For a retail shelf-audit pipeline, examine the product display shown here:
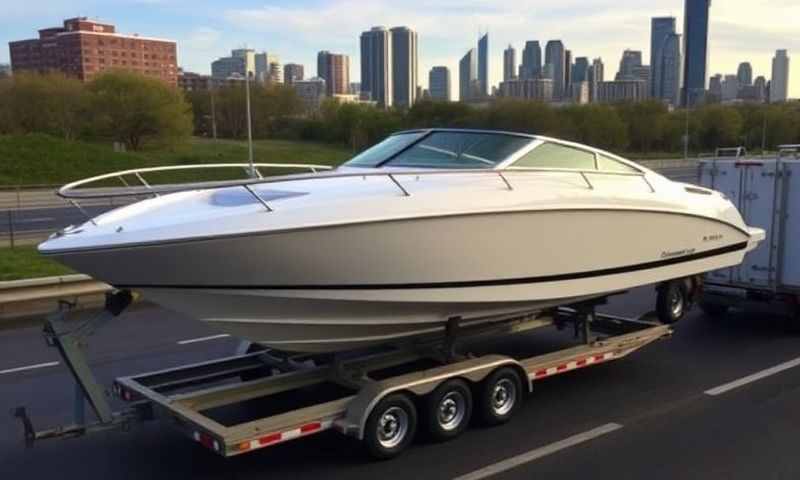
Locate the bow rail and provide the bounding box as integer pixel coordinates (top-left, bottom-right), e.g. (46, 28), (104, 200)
(56, 163), (655, 223)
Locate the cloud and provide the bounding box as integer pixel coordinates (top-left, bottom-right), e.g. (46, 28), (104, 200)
(186, 26), (221, 50)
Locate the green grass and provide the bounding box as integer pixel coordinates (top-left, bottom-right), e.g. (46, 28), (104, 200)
(0, 246), (74, 281)
(0, 134), (353, 186)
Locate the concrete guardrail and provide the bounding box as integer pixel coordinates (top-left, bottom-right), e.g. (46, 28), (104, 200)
(0, 274), (112, 320)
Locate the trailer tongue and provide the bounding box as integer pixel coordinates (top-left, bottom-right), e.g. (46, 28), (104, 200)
(14, 291), (671, 460)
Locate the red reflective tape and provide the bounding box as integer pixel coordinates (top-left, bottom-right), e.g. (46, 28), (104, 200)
(534, 369), (548, 377)
(594, 355), (606, 362)
(259, 433), (282, 445)
(557, 364), (568, 371)
(576, 359), (588, 367)
(301, 422), (322, 433)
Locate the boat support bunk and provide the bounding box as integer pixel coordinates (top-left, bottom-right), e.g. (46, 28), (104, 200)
(13, 291), (672, 460)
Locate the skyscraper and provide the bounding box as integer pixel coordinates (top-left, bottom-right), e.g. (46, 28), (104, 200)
(459, 48), (477, 102)
(317, 51), (350, 96)
(708, 74), (722, 100)
(651, 17), (677, 97)
(572, 57), (589, 83)
(503, 45), (516, 82)
(588, 57), (605, 102)
(520, 41), (542, 79)
(255, 52), (281, 84)
(753, 76), (767, 102)
(429, 66), (451, 101)
(616, 50), (643, 80)
(658, 34), (682, 106)
(390, 27), (418, 107)
(721, 74), (739, 102)
(544, 40), (566, 99)
(360, 27), (393, 107)
(737, 62), (753, 86)
(564, 49), (573, 94)
(770, 49), (790, 103)
(478, 33), (489, 97)
(283, 63), (304, 85)
(683, 0), (712, 106)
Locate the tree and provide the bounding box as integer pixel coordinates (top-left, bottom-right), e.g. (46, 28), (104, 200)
(89, 70), (192, 150)
(0, 72), (89, 140)
(617, 101), (668, 153)
(696, 105), (744, 151)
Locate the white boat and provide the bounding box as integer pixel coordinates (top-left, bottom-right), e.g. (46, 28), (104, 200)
(39, 130), (765, 352)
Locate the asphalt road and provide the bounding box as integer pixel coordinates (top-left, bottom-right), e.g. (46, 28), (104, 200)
(2, 287), (800, 479)
(0, 205), (114, 235)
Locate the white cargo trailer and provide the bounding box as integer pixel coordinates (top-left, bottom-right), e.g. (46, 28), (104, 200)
(698, 146), (800, 320)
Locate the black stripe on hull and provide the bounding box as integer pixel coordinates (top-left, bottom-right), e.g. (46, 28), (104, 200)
(115, 241), (748, 291)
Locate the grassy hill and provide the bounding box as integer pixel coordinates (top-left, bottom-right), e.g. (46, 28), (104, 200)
(0, 134), (353, 186)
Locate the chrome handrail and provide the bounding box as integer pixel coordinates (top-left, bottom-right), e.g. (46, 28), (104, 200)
(57, 164), (656, 219)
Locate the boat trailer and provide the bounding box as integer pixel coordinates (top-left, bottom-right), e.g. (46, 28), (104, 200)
(13, 290), (671, 459)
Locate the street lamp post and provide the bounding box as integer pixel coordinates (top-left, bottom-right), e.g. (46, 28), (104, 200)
(245, 70), (255, 177)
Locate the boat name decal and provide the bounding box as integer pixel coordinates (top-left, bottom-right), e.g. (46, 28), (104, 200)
(703, 234), (724, 242)
(661, 248), (696, 259)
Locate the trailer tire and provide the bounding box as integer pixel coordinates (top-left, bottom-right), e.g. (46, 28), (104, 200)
(657, 280), (688, 324)
(424, 379), (473, 442)
(363, 393), (417, 460)
(477, 367), (523, 426)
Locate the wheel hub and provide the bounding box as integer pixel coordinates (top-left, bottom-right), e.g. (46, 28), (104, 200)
(437, 391), (466, 431)
(377, 407), (408, 448)
(491, 379), (516, 415)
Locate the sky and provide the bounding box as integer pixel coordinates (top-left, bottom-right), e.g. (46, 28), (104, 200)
(1, 0), (798, 99)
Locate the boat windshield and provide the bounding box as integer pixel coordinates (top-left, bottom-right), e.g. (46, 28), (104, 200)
(343, 132), (426, 168)
(342, 131), (534, 169)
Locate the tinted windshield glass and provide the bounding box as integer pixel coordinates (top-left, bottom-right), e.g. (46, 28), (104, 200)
(384, 132), (533, 169)
(343, 132), (425, 167)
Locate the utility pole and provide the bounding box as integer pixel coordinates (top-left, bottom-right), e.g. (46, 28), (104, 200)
(245, 70), (255, 177)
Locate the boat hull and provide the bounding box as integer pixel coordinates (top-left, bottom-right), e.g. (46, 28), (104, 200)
(47, 208), (755, 352)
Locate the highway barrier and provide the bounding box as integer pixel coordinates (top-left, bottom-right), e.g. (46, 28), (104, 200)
(0, 274), (112, 321)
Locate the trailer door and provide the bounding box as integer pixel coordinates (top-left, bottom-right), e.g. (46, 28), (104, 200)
(700, 160), (742, 284)
(779, 160), (800, 289)
(738, 160), (779, 287)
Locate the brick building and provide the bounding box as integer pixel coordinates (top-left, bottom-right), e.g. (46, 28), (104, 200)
(9, 17), (177, 86)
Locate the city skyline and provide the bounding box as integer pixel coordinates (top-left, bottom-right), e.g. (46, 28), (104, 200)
(1, 0), (798, 100)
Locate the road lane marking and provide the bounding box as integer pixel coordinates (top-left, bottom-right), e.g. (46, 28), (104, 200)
(453, 423), (623, 480)
(704, 357), (800, 396)
(0, 361), (60, 375)
(177, 334), (231, 345)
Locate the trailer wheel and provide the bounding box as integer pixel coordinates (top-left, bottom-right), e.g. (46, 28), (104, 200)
(363, 393), (417, 460)
(478, 367), (523, 426)
(424, 379), (473, 442)
(657, 280), (688, 324)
